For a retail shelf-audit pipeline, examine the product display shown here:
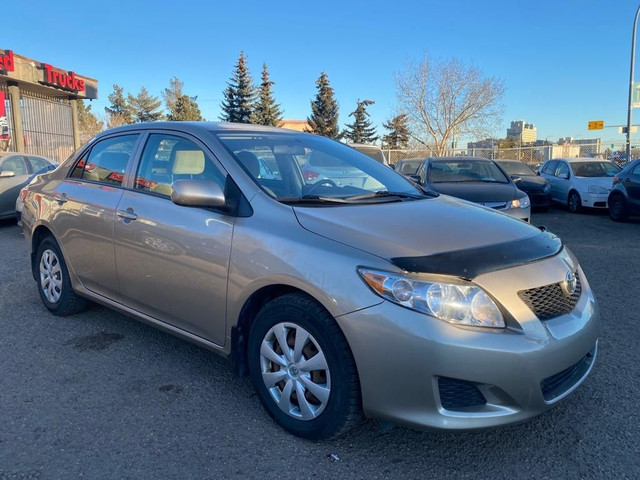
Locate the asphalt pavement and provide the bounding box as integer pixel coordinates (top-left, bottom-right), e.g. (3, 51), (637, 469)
(1, 208), (639, 480)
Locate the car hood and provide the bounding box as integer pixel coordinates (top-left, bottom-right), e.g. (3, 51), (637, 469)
(293, 195), (541, 261)
(428, 182), (519, 203)
(516, 175), (547, 191)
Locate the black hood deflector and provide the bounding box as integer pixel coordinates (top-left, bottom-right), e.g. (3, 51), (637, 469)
(391, 229), (563, 279)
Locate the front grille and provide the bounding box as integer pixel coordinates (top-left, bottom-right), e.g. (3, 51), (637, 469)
(438, 377), (486, 410)
(540, 347), (596, 402)
(518, 274), (582, 321)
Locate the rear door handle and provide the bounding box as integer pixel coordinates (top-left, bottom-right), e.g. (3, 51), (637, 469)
(53, 192), (68, 203)
(116, 209), (138, 221)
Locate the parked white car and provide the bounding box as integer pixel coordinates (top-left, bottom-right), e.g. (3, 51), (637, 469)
(538, 158), (621, 213)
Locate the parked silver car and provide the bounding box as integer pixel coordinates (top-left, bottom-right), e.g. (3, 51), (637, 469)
(22, 122), (599, 439)
(0, 152), (57, 220)
(539, 158), (621, 213)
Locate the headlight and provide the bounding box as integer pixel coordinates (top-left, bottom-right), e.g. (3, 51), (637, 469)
(358, 268), (505, 328)
(588, 185), (609, 194)
(510, 195), (530, 209)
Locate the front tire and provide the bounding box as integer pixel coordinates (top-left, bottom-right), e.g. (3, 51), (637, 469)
(568, 191), (582, 213)
(248, 293), (362, 439)
(35, 236), (88, 316)
(608, 194), (629, 222)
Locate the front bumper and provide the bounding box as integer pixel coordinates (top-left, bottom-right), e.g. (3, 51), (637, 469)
(336, 255), (600, 430)
(503, 205), (531, 222)
(580, 191), (609, 209)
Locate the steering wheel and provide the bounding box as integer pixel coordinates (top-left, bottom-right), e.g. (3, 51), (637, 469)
(305, 178), (337, 195)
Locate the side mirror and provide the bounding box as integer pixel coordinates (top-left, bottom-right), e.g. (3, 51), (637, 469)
(511, 176), (522, 184)
(171, 179), (226, 208)
(0, 170), (16, 178)
(409, 174), (422, 184)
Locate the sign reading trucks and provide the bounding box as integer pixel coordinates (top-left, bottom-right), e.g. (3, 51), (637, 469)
(42, 64), (85, 92)
(0, 50), (15, 71)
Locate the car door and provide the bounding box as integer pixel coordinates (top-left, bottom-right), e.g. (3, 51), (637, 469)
(55, 133), (141, 301)
(627, 161), (640, 207)
(554, 161), (571, 203)
(0, 155), (31, 218)
(539, 161), (558, 201)
(113, 132), (234, 345)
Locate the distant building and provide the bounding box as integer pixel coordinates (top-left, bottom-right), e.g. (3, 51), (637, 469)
(558, 137), (602, 156)
(507, 120), (537, 143)
(466, 138), (498, 158)
(279, 119), (310, 132)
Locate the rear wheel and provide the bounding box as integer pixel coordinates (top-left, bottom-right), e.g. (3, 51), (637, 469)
(35, 236), (88, 316)
(568, 191), (582, 213)
(248, 293), (362, 439)
(608, 194), (629, 222)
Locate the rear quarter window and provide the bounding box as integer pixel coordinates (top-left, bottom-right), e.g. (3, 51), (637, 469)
(70, 135), (139, 186)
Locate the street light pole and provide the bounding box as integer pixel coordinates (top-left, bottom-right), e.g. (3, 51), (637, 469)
(626, 4), (640, 163)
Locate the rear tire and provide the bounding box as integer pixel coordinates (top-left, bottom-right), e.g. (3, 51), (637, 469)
(608, 194), (629, 222)
(35, 236), (88, 316)
(248, 293), (362, 439)
(568, 191), (582, 213)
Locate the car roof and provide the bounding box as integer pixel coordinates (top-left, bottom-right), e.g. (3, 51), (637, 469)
(101, 121), (298, 137)
(554, 157), (613, 163)
(427, 156), (494, 162)
(0, 151), (55, 161)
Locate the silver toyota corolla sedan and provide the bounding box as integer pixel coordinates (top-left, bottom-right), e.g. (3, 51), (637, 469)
(22, 122), (599, 439)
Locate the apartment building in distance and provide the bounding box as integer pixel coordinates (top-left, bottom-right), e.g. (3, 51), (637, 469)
(507, 120), (537, 143)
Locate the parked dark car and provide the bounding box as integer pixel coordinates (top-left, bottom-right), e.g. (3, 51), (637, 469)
(394, 158), (424, 176)
(0, 152), (57, 220)
(608, 158), (640, 221)
(496, 159), (551, 210)
(414, 157), (531, 221)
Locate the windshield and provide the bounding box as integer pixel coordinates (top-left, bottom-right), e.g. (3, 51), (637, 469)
(213, 131), (425, 204)
(497, 161), (534, 176)
(428, 160), (510, 183)
(570, 161), (621, 177)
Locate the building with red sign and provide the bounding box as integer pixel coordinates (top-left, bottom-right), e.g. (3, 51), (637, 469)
(0, 49), (98, 161)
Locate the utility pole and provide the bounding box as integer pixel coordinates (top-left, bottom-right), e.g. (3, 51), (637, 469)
(626, 4), (640, 163)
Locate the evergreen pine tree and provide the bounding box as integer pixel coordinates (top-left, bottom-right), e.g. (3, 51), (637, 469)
(381, 113), (410, 149)
(343, 99), (377, 144)
(128, 87), (164, 123)
(251, 63), (283, 126)
(220, 51), (255, 123)
(77, 100), (104, 143)
(164, 77), (204, 121)
(306, 72), (340, 139)
(171, 94), (204, 121)
(105, 84), (133, 125)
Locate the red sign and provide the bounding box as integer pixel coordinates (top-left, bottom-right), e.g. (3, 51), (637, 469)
(0, 50), (14, 71)
(42, 63), (85, 92)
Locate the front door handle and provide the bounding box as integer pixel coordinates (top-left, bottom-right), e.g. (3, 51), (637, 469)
(116, 209), (138, 221)
(53, 192), (68, 203)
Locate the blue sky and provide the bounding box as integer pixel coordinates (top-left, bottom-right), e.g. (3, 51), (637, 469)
(6, 0), (640, 143)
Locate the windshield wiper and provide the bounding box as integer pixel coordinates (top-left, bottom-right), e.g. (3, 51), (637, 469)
(343, 191), (427, 202)
(279, 195), (351, 204)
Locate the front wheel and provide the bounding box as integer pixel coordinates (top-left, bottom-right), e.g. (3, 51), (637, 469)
(248, 293), (362, 439)
(568, 191), (582, 213)
(608, 194), (629, 222)
(35, 236), (88, 316)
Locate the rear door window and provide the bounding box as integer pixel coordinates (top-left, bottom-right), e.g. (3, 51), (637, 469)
(70, 135), (139, 186)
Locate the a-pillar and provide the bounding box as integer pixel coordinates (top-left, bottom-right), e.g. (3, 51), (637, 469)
(8, 83), (24, 153)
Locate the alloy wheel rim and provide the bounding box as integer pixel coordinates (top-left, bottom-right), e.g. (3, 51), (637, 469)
(570, 194), (579, 211)
(259, 322), (331, 421)
(39, 249), (62, 303)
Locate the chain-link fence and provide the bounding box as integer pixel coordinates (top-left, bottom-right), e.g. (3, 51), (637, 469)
(385, 142), (635, 168)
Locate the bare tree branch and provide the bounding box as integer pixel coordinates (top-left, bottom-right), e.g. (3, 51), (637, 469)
(395, 54), (505, 156)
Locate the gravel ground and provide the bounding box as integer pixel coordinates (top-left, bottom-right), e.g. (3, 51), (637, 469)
(0, 208), (639, 480)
